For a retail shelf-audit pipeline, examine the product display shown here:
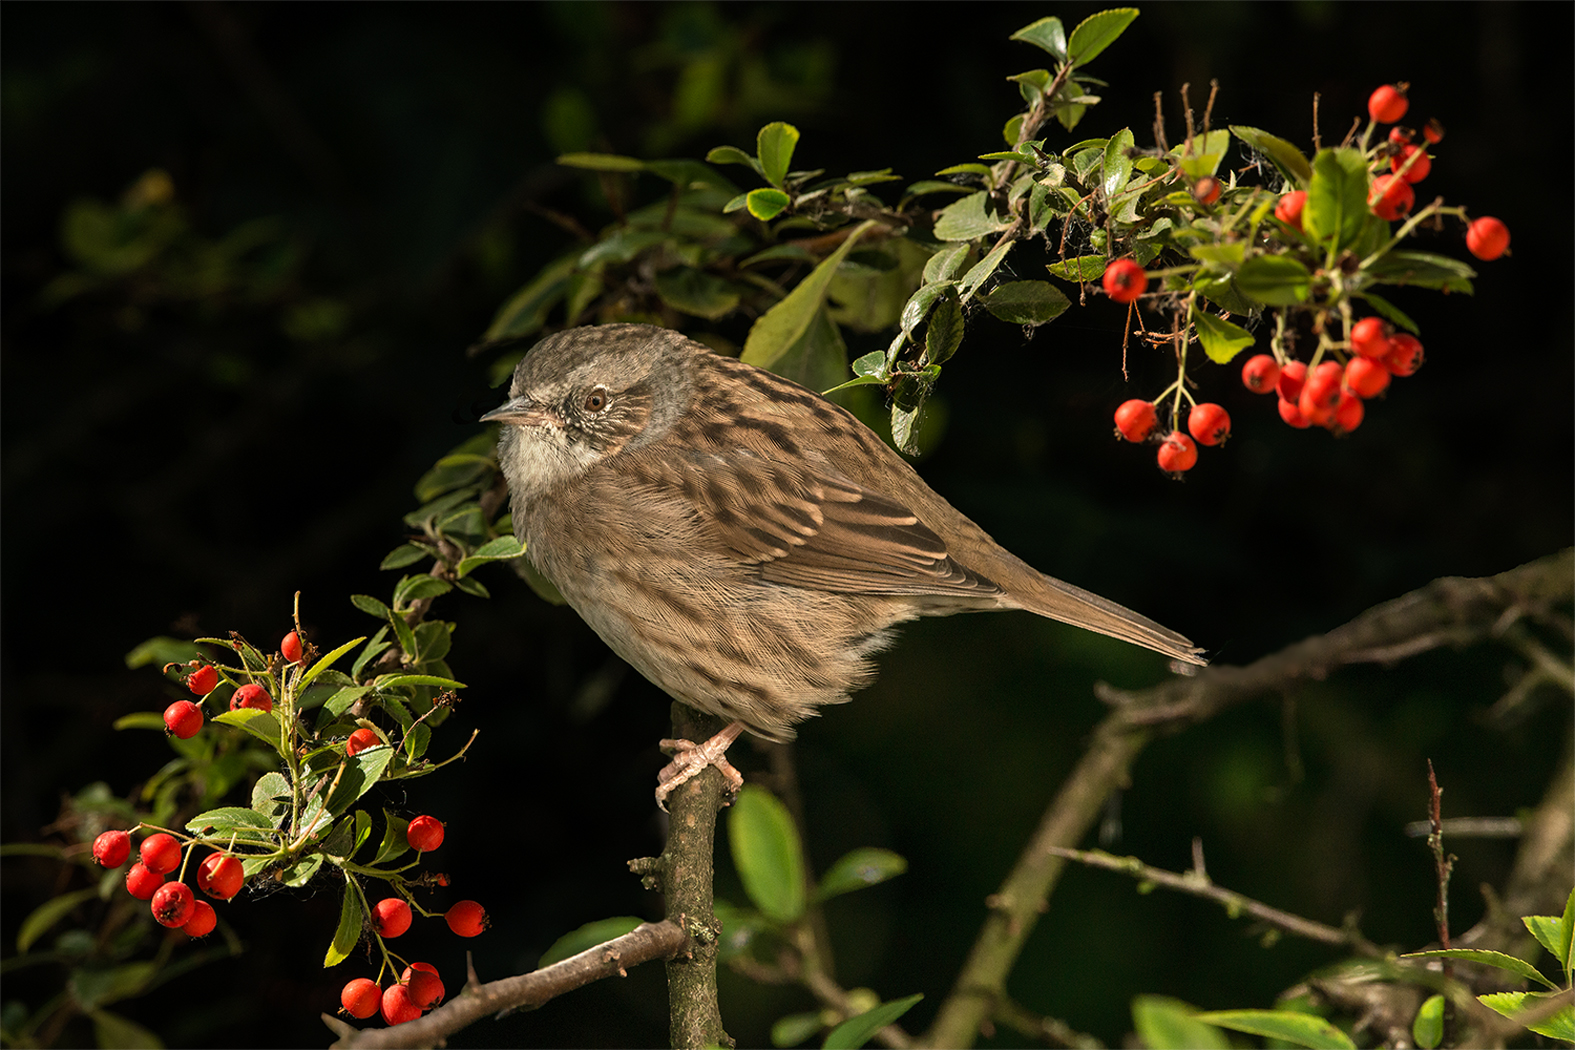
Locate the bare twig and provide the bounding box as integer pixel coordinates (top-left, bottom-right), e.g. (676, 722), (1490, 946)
(1426, 761), (1456, 952)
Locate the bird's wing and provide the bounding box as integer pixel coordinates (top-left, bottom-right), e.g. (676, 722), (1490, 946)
(662, 449), (1003, 598)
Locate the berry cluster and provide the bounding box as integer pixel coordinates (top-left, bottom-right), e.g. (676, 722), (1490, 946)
(1113, 397), (1232, 475)
(338, 892), (489, 1025)
(90, 829), (236, 939)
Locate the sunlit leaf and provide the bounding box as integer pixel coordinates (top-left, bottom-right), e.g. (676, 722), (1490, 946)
(728, 785), (805, 923)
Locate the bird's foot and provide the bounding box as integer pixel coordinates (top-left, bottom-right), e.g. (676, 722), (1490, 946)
(655, 720), (746, 811)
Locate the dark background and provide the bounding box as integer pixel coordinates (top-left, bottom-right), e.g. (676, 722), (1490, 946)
(3, 3), (1570, 1047)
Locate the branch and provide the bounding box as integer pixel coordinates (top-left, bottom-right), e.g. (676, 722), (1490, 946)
(921, 550), (1573, 1049)
(323, 921), (688, 1048)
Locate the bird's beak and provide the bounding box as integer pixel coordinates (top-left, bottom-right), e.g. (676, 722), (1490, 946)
(480, 396), (560, 427)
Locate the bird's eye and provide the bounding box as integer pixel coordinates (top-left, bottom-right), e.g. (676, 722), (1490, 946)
(583, 389), (608, 413)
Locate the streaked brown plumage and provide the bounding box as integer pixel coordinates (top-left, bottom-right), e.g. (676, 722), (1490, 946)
(485, 323), (1204, 751)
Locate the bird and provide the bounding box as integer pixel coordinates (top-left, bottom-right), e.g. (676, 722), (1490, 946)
(482, 323), (1205, 805)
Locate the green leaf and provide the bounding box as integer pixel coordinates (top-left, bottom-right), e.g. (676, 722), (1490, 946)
(484, 252), (577, 341)
(1478, 991), (1575, 1042)
(932, 192), (1009, 242)
(298, 636), (366, 692)
(889, 370), (939, 457)
(123, 636), (207, 670)
(923, 288), (964, 365)
(70, 962), (156, 1011)
(1193, 1010), (1355, 1049)
(1412, 994), (1445, 1050)
(815, 848), (908, 903)
(822, 993), (923, 1050)
(112, 712), (168, 732)
(1230, 125), (1313, 186)
(1191, 307), (1256, 364)
(757, 122), (801, 188)
(90, 1008), (164, 1049)
(900, 282), (956, 335)
(213, 709), (283, 754)
(903, 180), (975, 201)
(1010, 16), (1066, 61)
(375, 673), (465, 690)
(187, 806), (276, 835)
(1047, 256), (1107, 282)
(1236, 255), (1311, 306)
(923, 244), (970, 284)
(538, 916), (645, 967)
(728, 785), (805, 923)
(745, 187), (792, 222)
(645, 158), (737, 193)
(1304, 147), (1370, 254)
(282, 855), (322, 888)
(250, 771), (290, 817)
(1402, 948), (1559, 989)
(1189, 242), (1247, 269)
(742, 221), (872, 372)
(934, 163), (991, 177)
(1103, 128), (1135, 199)
(350, 594), (391, 621)
(17, 889), (99, 954)
(1523, 913), (1567, 967)
(1132, 996), (1232, 1050)
(373, 811), (409, 865)
(705, 145), (763, 176)
(772, 1012), (826, 1049)
(324, 747), (397, 819)
(1065, 8), (1138, 66)
(1366, 250), (1475, 293)
(323, 876), (364, 968)
(1171, 128), (1231, 180)
(394, 575), (452, 605)
(654, 266), (744, 320)
(379, 544), (429, 570)
(957, 239), (1014, 303)
(983, 280), (1071, 326)
(556, 152), (646, 173)
(454, 535), (525, 578)
(1359, 291), (1419, 334)
(1561, 885), (1574, 982)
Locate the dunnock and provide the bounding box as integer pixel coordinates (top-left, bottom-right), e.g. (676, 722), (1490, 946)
(484, 324), (1204, 802)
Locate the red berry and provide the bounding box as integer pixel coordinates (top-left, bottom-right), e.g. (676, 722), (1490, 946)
(446, 900), (489, 938)
(151, 881), (196, 928)
(197, 852), (245, 900)
(93, 830), (132, 868)
(1187, 403), (1231, 446)
(1422, 118), (1445, 145)
(341, 978), (381, 1020)
(1273, 190), (1307, 232)
(1327, 390), (1365, 435)
(346, 727), (382, 756)
(1113, 399), (1158, 443)
(163, 700), (204, 740)
(281, 630), (303, 664)
(1298, 361), (1345, 427)
(381, 983), (422, 1026)
(1368, 83), (1408, 124)
(406, 816), (445, 853)
(182, 900), (217, 938)
(1369, 174), (1415, 221)
(1385, 333), (1425, 376)
(1390, 144), (1431, 184)
(1277, 396), (1311, 429)
(229, 684), (273, 714)
(1241, 354), (1281, 394)
(1102, 258), (1148, 304)
(1192, 177), (1222, 205)
(1465, 217), (1509, 261)
(1344, 357), (1391, 399)
(1155, 431), (1197, 474)
(1350, 317), (1394, 360)
(187, 665), (219, 696)
(140, 832), (182, 875)
(1275, 360), (1308, 402)
(401, 962), (445, 1010)
(371, 898), (413, 939)
(126, 862), (164, 900)
(1387, 126), (1414, 145)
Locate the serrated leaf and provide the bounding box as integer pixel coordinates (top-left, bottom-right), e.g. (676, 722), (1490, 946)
(213, 709), (283, 754)
(957, 239), (1014, 303)
(743, 221), (871, 372)
(1561, 886), (1574, 981)
(373, 811), (409, 865)
(757, 122), (800, 188)
(324, 876), (364, 968)
(923, 244), (970, 284)
(324, 747), (397, 819)
(538, 916), (645, 967)
(1132, 996), (1232, 1050)
(1412, 994), (1445, 1050)
(815, 848), (908, 903)
(394, 575), (452, 606)
(1523, 913), (1567, 965)
(375, 673), (466, 690)
(1477, 991), (1575, 1042)
(1191, 307), (1256, 364)
(822, 994), (923, 1050)
(1193, 1010), (1355, 1049)
(1047, 256), (1107, 282)
(187, 806), (276, 834)
(379, 544), (429, 571)
(1236, 255), (1311, 306)
(729, 785), (805, 923)
(934, 163), (991, 177)
(454, 535), (525, 578)
(1011, 17), (1066, 60)
(1066, 8), (1138, 66)
(299, 636), (366, 692)
(1366, 250), (1475, 293)
(1230, 125), (1313, 187)
(932, 192), (1009, 242)
(556, 152), (647, 173)
(1304, 147), (1370, 254)
(251, 772), (290, 817)
(282, 854), (322, 888)
(745, 187), (792, 221)
(983, 280), (1071, 325)
(17, 888), (99, 953)
(1402, 948), (1559, 989)
(350, 594), (391, 621)
(1103, 128), (1135, 199)
(924, 288), (964, 365)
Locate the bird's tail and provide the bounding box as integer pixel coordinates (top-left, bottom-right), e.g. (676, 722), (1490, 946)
(1015, 574), (1207, 666)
